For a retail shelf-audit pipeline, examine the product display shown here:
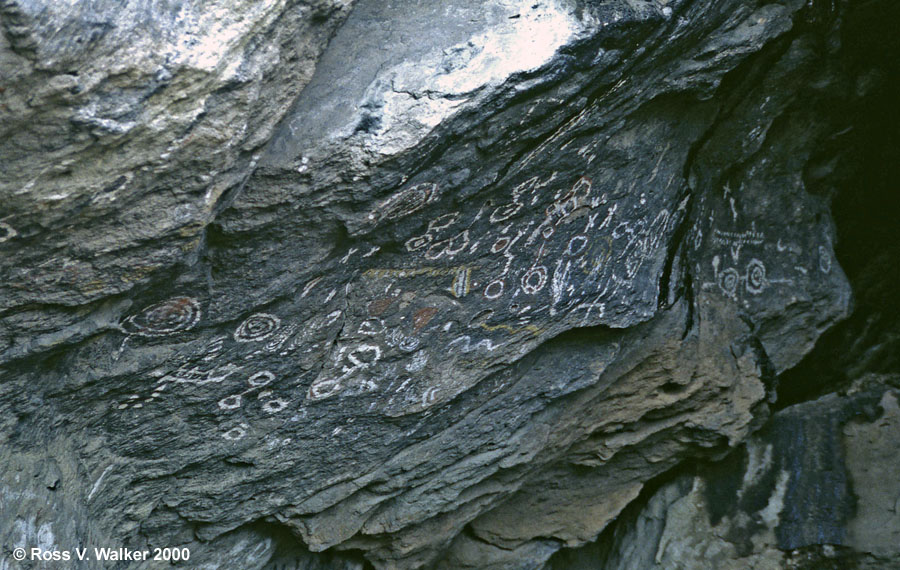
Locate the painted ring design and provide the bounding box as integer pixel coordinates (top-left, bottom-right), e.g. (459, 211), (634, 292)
(123, 297), (201, 337)
(234, 313), (281, 342)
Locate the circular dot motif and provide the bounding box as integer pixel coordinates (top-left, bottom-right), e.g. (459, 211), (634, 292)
(484, 279), (505, 300)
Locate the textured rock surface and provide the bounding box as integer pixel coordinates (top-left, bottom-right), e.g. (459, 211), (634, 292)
(546, 377), (900, 569)
(1, 0), (896, 568)
(0, 0), (355, 361)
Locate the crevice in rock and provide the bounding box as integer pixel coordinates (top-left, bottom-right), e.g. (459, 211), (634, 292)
(259, 521), (376, 570)
(672, 29), (803, 330)
(541, 461), (698, 570)
(656, 183), (692, 312)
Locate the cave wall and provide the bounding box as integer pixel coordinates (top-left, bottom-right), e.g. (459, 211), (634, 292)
(0, 0), (896, 568)
(547, 1), (900, 567)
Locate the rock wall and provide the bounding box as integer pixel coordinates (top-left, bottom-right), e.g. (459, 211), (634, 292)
(1, 0), (896, 568)
(547, 377), (900, 569)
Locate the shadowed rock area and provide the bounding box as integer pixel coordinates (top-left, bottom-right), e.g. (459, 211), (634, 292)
(0, 0), (897, 568)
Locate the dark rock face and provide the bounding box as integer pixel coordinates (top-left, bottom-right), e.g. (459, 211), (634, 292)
(0, 0), (895, 568)
(0, 0), (356, 361)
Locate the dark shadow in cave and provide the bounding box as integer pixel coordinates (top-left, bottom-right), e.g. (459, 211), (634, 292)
(777, 0), (900, 407)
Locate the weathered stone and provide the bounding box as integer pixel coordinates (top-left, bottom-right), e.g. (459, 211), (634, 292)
(2, 0), (893, 568)
(552, 377), (900, 570)
(0, 0), (355, 362)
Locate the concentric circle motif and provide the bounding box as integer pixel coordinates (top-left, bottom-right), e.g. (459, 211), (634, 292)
(745, 259), (766, 294)
(521, 266), (548, 295)
(399, 336), (420, 352)
(234, 313), (281, 342)
(123, 296), (201, 337)
(718, 268), (740, 297)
